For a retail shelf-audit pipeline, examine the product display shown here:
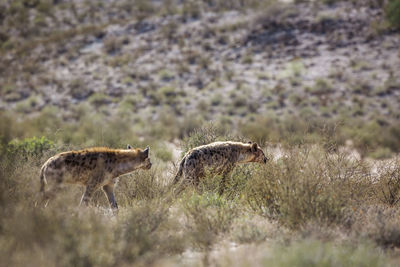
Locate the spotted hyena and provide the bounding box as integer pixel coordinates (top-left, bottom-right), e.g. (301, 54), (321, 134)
(40, 145), (152, 211)
(173, 141), (268, 194)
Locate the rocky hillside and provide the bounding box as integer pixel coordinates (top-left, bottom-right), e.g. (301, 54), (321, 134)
(1, 0), (399, 156)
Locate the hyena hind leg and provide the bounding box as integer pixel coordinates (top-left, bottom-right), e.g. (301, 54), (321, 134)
(40, 182), (63, 207)
(103, 183), (118, 213)
(218, 169), (234, 195)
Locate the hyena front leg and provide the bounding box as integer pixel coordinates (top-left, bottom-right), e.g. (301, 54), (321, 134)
(218, 166), (234, 195)
(103, 182), (118, 212)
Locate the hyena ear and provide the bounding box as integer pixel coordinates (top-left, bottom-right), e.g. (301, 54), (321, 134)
(127, 144), (132, 149)
(143, 147), (149, 157)
(251, 143), (258, 152)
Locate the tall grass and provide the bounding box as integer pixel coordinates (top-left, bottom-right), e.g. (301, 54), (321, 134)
(1, 122), (400, 265)
(244, 146), (372, 229)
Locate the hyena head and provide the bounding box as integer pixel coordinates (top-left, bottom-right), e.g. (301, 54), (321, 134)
(247, 142), (268, 164)
(128, 144), (152, 170)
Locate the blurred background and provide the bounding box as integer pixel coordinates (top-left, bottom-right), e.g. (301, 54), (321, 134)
(0, 0), (399, 159)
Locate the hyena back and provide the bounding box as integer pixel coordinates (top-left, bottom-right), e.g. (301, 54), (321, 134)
(40, 145), (152, 211)
(173, 141), (268, 194)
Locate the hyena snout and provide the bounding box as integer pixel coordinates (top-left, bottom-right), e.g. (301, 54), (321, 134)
(263, 153), (271, 163)
(257, 154), (268, 164)
(143, 158), (152, 169)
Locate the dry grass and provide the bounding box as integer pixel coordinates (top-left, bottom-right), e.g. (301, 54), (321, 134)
(2, 123), (400, 266)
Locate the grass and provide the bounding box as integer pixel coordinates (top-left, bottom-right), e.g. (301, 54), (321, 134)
(1, 122), (400, 265)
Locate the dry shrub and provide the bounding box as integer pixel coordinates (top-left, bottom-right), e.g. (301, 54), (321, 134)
(114, 202), (185, 266)
(0, 135), (187, 267)
(352, 205), (400, 249)
(230, 213), (278, 244)
(214, 239), (388, 267)
(116, 162), (172, 205)
(181, 122), (241, 155)
(244, 145), (371, 229)
(181, 192), (238, 250)
(371, 157), (400, 206)
(0, 153), (184, 267)
(261, 239), (387, 267)
(0, 149), (54, 209)
(0, 201), (186, 267)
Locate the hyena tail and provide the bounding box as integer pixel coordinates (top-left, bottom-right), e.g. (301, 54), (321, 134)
(37, 165), (50, 207)
(172, 158), (185, 185)
(39, 165), (46, 194)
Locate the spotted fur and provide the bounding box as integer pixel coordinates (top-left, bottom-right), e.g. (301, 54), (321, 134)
(40, 145), (151, 211)
(173, 141), (268, 194)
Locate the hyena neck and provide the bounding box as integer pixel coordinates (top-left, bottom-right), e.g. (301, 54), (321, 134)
(114, 159), (141, 176)
(236, 147), (253, 164)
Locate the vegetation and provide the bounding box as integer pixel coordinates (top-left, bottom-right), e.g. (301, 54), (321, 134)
(1, 121), (400, 265)
(0, 0), (399, 265)
(386, 0), (400, 29)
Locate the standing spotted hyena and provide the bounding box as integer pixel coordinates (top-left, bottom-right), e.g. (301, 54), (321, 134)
(40, 145), (152, 211)
(173, 141), (268, 194)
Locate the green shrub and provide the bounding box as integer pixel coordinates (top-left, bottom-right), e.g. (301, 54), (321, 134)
(369, 147), (393, 159)
(7, 136), (54, 159)
(88, 93), (112, 108)
(308, 78), (333, 96)
(385, 0), (400, 29)
(153, 145), (173, 162)
(15, 96), (40, 113)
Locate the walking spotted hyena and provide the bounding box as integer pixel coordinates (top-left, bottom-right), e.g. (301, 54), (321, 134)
(40, 145), (152, 211)
(173, 141), (268, 194)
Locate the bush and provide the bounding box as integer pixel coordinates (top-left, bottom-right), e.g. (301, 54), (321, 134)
(231, 215), (273, 244)
(352, 205), (400, 249)
(7, 136), (54, 159)
(245, 145), (370, 229)
(263, 240), (387, 267)
(371, 159), (400, 206)
(116, 166), (170, 205)
(181, 123), (240, 155)
(88, 93), (112, 108)
(0, 201), (185, 267)
(181, 192), (238, 250)
(385, 0), (400, 29)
